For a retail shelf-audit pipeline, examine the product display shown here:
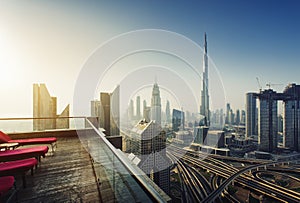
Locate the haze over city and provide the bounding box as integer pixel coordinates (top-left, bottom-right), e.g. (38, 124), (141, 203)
(0, 0), (299, 117)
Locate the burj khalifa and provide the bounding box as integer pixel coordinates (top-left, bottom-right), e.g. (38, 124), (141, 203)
(200, 33), (210, 126)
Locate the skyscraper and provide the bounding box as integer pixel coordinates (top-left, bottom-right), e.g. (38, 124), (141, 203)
(229, 109), (234, 125)
(246, 93), (257, 137)
(143, 100), (147, 111)
(258, 89), (278, 152)
(100, 92), (110, 135)
(90, 100), (101, 127)
(33, 83), (69, 131)
(225, 103), (231, 125)
(248, 83), (300, 153)
(236, 109), (240, 125)
(165, 100), (171, 124)
(110, 85), (120, 136)
(283, 84), (300, 151)
(128, 99), (134, 121)
(99, 85), (120, 136)
(91, 100), (101, 117)
(241, 110), (246, 125)
(128, 119), (170, 194)
(194, 126), (209, 145)
(151, 82), (162, 126)
(220, 109), (224, 127)
(172, 109), (185, 132)
(200, 33), (210, 126)
(136, 96), (141, 120)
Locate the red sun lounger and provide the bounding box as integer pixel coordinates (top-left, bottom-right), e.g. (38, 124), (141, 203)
(0, 176), (14, 196)
(0, 176), (14, 195)
(0, 131), (57, 151)
(0, 146), (48, 162)
(0, 158), (38, 188)
(0, 176), (16, 202)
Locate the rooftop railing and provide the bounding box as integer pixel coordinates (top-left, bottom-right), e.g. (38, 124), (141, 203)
(82, 119), (170, 203)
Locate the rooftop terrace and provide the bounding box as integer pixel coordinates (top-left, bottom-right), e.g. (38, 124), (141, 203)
(15, 136), (101, 202)
(1, 118), (170, 203)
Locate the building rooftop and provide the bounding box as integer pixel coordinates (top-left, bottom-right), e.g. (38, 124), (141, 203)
(131, 119), (152, 134)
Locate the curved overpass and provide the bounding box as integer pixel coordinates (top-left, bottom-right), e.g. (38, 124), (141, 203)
(202, 159), (300, 203)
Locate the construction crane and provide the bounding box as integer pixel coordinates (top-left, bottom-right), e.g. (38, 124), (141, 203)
(266, 82), (283, 89)
(256, 77), (262, 92)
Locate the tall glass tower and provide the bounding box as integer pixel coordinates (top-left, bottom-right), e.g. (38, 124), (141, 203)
(246, 92), (257, 137)
(283, 84), (300, 152)
(136, 95), (141, 120)
(258, 89), (278, 152)
(151, 82), (162, 126)
(200, 33), (210, 126)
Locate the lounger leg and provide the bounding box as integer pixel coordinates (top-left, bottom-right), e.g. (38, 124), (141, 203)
(7, 181), (18, 203)
(14, 181), (18, 203)
(51, 142), (57, 154)
(34, 157), (39, 168)
(22, 173), (26, 188)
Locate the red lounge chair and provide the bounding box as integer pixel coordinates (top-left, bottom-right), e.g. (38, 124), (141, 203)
(0, 158), (38, 188)
(0, 176), (16, 202)
(0, 176), (14, 196)
(0, 131), (57, 152)
(0, 176), (14, 195)
(0, 146), (48, 162)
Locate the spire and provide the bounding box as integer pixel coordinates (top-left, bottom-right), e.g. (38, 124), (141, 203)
(204, 32), (207, 54)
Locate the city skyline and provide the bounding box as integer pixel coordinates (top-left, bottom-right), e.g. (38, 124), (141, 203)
(0, 1), (299, 117)
(2, 1), (300, 201)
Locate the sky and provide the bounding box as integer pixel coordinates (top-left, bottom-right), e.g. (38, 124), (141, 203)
(0, 0), (299, 117)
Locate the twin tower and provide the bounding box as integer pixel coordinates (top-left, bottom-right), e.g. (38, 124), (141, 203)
(247, 84), (300, 153)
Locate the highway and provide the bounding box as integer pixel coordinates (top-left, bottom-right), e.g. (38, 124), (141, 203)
(168, 145), (239, 202)
(167, 151), (212, 202)
(122, 128), (300, 202)
(201, 158), (300, 203)
(168, 145), (300, 203)
(253, 170), (300, 186)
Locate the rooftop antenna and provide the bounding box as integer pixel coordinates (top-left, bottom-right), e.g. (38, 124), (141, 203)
(256, 77), (262, 92)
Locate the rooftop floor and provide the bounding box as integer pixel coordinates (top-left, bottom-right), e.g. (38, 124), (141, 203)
(15, 136), (102, 203)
